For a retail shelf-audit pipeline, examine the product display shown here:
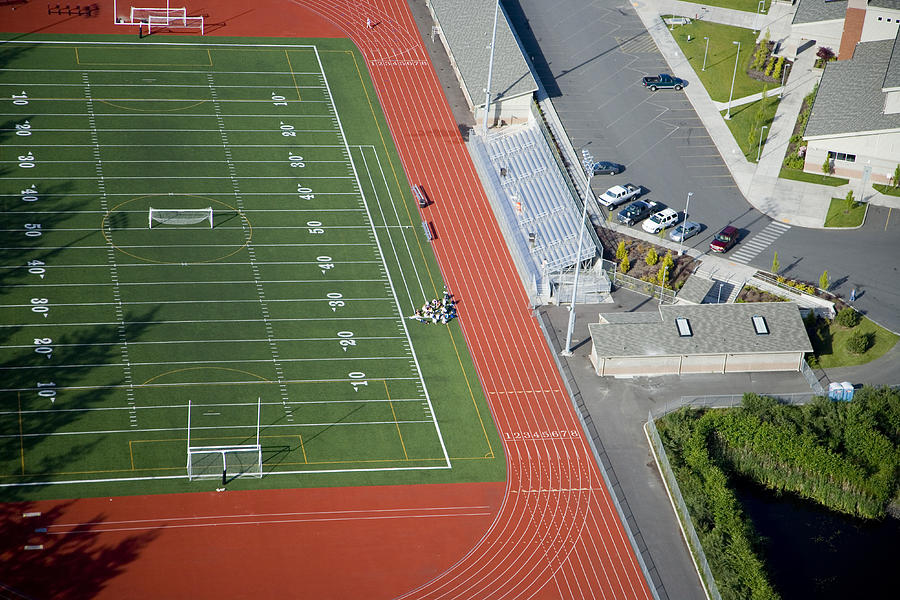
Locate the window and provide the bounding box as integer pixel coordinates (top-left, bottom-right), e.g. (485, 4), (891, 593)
(752, 315), (769, 335)
(878, 16), (883, 21)
(827, 151), (857, 162)
(675, 317), (692, 337)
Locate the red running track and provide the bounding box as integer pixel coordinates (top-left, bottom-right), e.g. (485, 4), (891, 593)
(0, 1), (653, 598)
(294, 1), (654, 598)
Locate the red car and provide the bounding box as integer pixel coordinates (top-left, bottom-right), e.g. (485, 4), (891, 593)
(710, 225), (738, 253)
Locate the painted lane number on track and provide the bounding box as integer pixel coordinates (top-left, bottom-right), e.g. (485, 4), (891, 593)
(504, 430), (580, 441)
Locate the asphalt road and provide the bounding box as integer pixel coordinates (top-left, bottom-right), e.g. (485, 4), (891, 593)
(503, 0), (900, 332)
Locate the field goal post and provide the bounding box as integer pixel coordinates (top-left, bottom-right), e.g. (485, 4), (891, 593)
(186, 398), (263, 484)
(149, 207), (213, 229)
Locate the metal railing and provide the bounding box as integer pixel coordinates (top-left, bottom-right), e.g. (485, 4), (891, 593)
(649, 391), (819, 419)
(611, 270), (677, 304)
(800, 358), (826, 396)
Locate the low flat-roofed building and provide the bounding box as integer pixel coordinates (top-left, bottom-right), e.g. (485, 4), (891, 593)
(588, 303), (813, 377)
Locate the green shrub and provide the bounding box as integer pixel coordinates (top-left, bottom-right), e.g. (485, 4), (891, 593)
(819, 270), (829, 291)
(662, 251), (674, 270)
(846, 329), (873, 355)
(657, 266), (669, 287)
(823, 157), (831, 175)
(772, 56), (784, 80)
(764, 57), (775, 77)
(620, 253), (630, 273)
(615, 240), (626, 260)
(645, 247), (658, 266)
(836, 307), (862, 328)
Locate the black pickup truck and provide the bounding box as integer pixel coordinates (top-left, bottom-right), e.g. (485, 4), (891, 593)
(642, 74), (685, 91)
(617, 200), (660, 226)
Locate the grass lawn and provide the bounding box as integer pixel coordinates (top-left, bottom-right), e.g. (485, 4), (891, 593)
(779, 167), (849, 186)
(810, 318), (899, 368)
(693, 0), (771, 14)
(873, 183), (900, 197)
(825, 198), (867, 227)
(720, 96), (779, 161)
(668, 19), (772, 101)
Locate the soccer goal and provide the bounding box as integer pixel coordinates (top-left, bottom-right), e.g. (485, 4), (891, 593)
(186, 398), (263, 484)
(113, 3), (205, 35)
(149, 207), (213, 229)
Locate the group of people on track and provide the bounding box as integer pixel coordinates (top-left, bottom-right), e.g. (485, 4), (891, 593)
(409, 289), (458, 325)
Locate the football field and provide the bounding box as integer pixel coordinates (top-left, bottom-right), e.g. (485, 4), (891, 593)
(0, 37), (503, 499)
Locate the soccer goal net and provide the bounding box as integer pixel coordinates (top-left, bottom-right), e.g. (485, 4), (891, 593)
(186, 398), (264, 483)
(114, 5), (205, 35)
(187, 445), (263, 480)
(149, 207), (213, 229)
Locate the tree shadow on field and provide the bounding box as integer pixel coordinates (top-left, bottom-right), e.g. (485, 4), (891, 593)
(0, 500), (161, 600)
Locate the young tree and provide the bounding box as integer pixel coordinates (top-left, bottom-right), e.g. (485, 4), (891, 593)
(616, 240), (626, 260)
(620, 253), (631, 274)
(662, 251), (675, 271)
(771, 251), (780, 274)
(822, 156), (831, 175)
(645, 247), (658, 266)
(819, 270), (829, 291)
(657, 264), (669, 287)
(844, 190), (857, 211)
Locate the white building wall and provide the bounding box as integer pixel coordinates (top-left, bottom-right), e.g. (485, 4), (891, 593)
(804, 130), (900, 183)
(679, 354), (727, 374)
(860, 8), (900, 42)
(599, 356), (680, 377)
(725, 352), (802, 373)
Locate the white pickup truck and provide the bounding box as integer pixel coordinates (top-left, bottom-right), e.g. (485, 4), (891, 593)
(597, 183), (640, 208)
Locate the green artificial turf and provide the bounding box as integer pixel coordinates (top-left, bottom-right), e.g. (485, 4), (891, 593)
(0, 35), (504, 501)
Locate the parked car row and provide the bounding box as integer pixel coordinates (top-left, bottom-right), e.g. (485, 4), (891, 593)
(612, 198), (740, 253)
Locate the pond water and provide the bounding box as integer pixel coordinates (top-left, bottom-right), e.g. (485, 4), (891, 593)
(733, 478), (900, 599)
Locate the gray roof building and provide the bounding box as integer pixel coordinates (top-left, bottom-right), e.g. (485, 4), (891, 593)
(806, 39), (900, 137)
(428, 0), (537, 108)
(869, 0), (900, 10)
(792, 0), (849, 25)
(589, 302), (812, 358)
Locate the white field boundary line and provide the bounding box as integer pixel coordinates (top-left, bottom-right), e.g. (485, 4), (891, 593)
(314, 45), (451, 470)
(11, 98), (331, 104)
(355, 145), (421, 308)
(0, 375), (420, 394)
(1, 175), (353, 180)
(0, 462), (451, 489)
(4, 83), (326, 89)
(0, 419), (436, 439)
(2, 300), (395, 309)
(3, 225), (416, 232)
(0, 159), (351, 165)
(0, 143), (348, 148)
(1, 397), (426, 414)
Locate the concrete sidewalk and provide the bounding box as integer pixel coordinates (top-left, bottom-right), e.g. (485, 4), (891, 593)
(633, 0), (900, 229)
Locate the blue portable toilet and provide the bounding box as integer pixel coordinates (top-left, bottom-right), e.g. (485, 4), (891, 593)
(828, 382), (843, 401)
(841, 381), (855, 401)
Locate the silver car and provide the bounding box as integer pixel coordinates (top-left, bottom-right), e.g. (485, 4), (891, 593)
(669, 220), (701, 242)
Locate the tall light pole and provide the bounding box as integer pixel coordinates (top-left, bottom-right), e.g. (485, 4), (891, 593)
(678, 192), (693, 256)
(702, 37), (709, 71)
(779, 62), (791, 98)
(725, 41), (740, 120)
(562, 150), (594, 356)
(754, 0), (765, 34)
(757, 125), (768, 161)
(482, 0), (500, 137)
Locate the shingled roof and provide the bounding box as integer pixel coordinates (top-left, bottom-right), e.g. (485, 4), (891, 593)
(429, 0), (537, 107)
(792, 0), (848, 25)
(589, 303), (812, 358)
(806, 39), (900, 137)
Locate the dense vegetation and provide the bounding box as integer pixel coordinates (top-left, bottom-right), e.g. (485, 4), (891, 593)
(656, 386), (900, 599)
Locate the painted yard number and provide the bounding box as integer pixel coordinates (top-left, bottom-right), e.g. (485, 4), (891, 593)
(337, 331), (356, 351)
(37, 382), (56, 403)
(22, 186), (38, 203)
(31, 298), (49, 318)
(28, 260), (46, 279)
(349, 371), (367, 391)
(16, 120), (32, 136)
(34, 338), (52, 358)
(279, 122), (296, 137)
(327, 292), (344, 311)
(297, 185), (314, 201)
(307, 220), (324, 234)
(289, 154), (305, 168)
(317, 256), (334, 274)
(272, 93), (287, 106)
(12, 91), (28, 105)
(18, 152), (35, 168)
(24, 223), (41, 237)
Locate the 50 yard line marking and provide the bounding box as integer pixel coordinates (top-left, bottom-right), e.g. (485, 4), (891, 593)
(207, 73), (294, 423)
(83, 72), (139, 428)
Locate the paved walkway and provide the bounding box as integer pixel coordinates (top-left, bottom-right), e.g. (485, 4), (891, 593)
(633, 0), (900, 231)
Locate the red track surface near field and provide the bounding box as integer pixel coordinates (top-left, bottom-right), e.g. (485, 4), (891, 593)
(1, 1), (653, 598)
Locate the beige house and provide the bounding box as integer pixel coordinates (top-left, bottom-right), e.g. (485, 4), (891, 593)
(588, 303), (812, 378)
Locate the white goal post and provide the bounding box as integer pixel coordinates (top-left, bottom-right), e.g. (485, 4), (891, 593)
(113, 2), (205, 35)
(149, 207), (213, 229)
(186, 398), (263, 483)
